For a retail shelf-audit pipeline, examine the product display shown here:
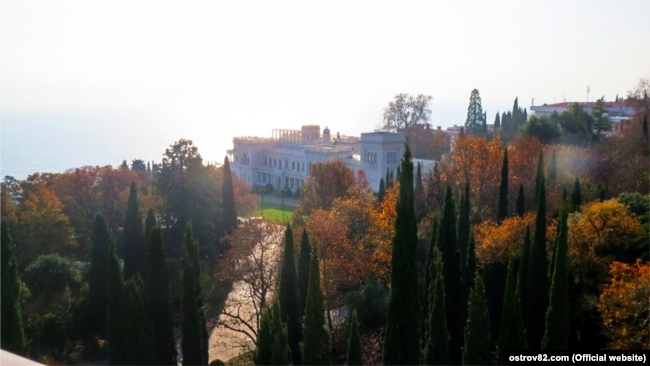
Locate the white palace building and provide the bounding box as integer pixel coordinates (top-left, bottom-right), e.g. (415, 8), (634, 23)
(228, 125), (435, 193)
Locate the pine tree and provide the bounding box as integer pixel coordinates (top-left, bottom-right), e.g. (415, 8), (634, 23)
(494, 112), (501, 129)
(436, 186), (462, 364)
(147, 227), (177, 365)
(498, 261), (527, 364)
(222, 155), (238, 235)
(465, 89), (484, 135)
(278, 225), (302, 366)
(383, 144), (420, 366)
(107, 235), (125, 365)
(346, 311), (363, 366)
(548, 150), (557, 184)
(122, 276), (157, 365)
(526, 168), (549, 349)
(462, 271), (491, 366)
(516, 184), (525, 217)
(533, 151), (544, 205)
(86, 215), (112, 339)
(255, 307), (273, 366)
(571, 177), (582, 213)
(518, 227), (531, 323)
(182, 224), (205, 366)
(1, 222), (26, 355)
(458, 181), (471, 272)
(297, 228), (311, 318)
(378, 178), (386, 204)
(271, 302), (292, 366)
(424, 246), (449, 365)
(542, 206), (569, 349)
(124, 182), (144, 279)
(498, 148), (509, 224)
(302, 250), (330, 365)
(415, 163), (426, 222)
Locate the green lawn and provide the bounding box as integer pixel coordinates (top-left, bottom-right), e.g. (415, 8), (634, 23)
(251, 201), (295, 224)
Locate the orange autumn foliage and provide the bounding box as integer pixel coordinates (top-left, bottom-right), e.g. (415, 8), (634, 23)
(598, 259), (650, 350)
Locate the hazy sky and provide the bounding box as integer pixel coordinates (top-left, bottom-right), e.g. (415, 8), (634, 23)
(1, 0), (649, 175)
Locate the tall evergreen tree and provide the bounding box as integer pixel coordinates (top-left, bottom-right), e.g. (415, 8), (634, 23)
(643, 114), (648, 140)
(142, 208), (156, 288)
(425, 164), (442, 215)
(182, 224), (205, 366)
(222, 156), (238, 235)
(86, 215), (112, 339)
(462, 271), (491, 366)
(297, 229), (311, 318)
(597, 183), (607, 201)
(548, 150), (558, 184)
(498, 261), (527, 364)
(1, 222), (26, 355)
(396, 165), (401, 182)
(346, 311), (363, 366)
(494, 112), (501, 129)
(542, 206), (569, 349)
(107, 235), (125, 365)
(378, 178), (386, 204)
(518, 227), (531, 323)
(124, 182), (144, 279)
(516, 184), (525, 217)
(465, 232), (477, 292)
(383, 144), (420, 366)
(147, 227), (177, 365)
(421, 218), (438, 349)
(526, 168), (549, 348)
(415, 163), (426, 222)
(122, 276), (157, 365)
(424, 246), (449, 366)
(571, 177), (582, 213)
(302, 250), (330, 365)
(436, 186), (462, 364)
(533, 151), (544, 205)
(465, 89), (484, 135)
(255, 307), (273, 366)
(458, 181), (471, 271)
(278, 225), (302, 366)
(498, 148), (509, 224)
(385, 168), (391, 190)
(270, 302), (292, 366)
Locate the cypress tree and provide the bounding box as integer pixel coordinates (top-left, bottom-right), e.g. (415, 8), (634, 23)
(396, 166), (401, 182)
(222, 155), (238, 235)
(1, 221), (26, 355)
(518, 227), (531, 323)
(302, 250), (330, 365)
(383, 144), (420, 366)
(597, 183), (607, 202)
(516, 184), (525, 217)
(271, 302), (292, 366)
(548, 150), (557, 184)
(385, 168), (391, 190)
(86, 215), (112, 339)
(542, 206), (569, 349)
(278, 225), (302, 366)
(122, 276), (157, 365)
(378, 178), (386, 204)
(571, 177), (581, 213)
(255, 307), (273, 366)
(124, 182), (144, 279)
(107, 235), (125, 365)
(494, 112), (501, 129)
(389, 170), (394, 188)
(458, 180), (471, 271)
(415, 163), (426, 222)
(498, 148), (509, 224)
(421, 218), (438, 349)
(526, 168), (549, 349)
(436, 186), (462, 364)
(462, 271), (491, 366)
(424, 246), (449, 365)
(643, 114), (648, 140)
(147, 227), (177, 365)
(498, 261), (527, 364)
(182, 224), (204, 366)
(466, 232), (477, 292)
(533, 151), (544, 205)
(297, 228), (311, 318)
(346, 311), (363, 366)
